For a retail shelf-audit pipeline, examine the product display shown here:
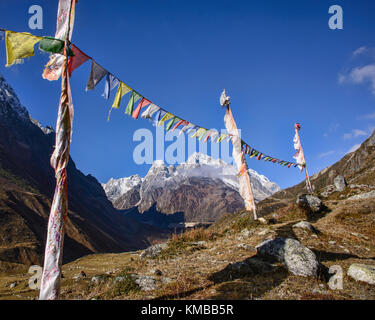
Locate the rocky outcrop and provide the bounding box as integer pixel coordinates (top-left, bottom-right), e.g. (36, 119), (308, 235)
(296, 194), (323, 213)
(348, 190), (375, 201)
(256, 238), (318, 277)
(102, 175), (142, 203)
(334, 175), (347, 192)
(347, 264), (375, 285)
(139, 243), (168, 260)
(113, 184), (141, 210)
(293, 221), (314, 232)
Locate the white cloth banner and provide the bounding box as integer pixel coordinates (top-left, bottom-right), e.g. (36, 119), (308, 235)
(42, 0), (76, 81)
(293, 130), (305, 171)
(224, 107), (257, 217)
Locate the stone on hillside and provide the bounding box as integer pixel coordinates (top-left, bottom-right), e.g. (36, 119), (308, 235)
(114, 276), (126, 283)
(348, 190), (375, 201)
(9, 282), (17, 289)
(256, 237), (318, 277)
(334, 175), (347, 192)
(237, 243), (252, 250)
(241, 229), (253, 238)
(139, 243), (168, 260)
(258, 217), (267, 225)
(296, 194), (323, 212)
(151, 268), (162, 276)
(320, 185), (336, 198)
(347, 264), (375, 285)
(132, 275), (158, 291)
(190, 241), (207, 246)
(73, 271), (87, 280)
(293, 221), (314, 232)
(91, 276), (104, 284)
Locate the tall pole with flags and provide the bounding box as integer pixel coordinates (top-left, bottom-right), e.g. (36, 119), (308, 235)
(39, 0), (76, 300)
(220, 89), (257, 220)
(293, 123), (312, 194)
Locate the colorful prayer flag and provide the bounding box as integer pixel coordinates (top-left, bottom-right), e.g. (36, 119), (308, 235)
(103, 73), (120, 100)
(152, 109), (166, 127)
(158, 112), (174, 126)
(166, 117), (181, 131)
(141, 104), (160, 120)
(67, 45), (90, 77)
(86, 60), (107, 91)
(5, 31), (42, 67)
(171, 119), (188, 132)
(125, 91), (142, 115)
(132, 98), (151, 119)
(112, 82), (132, 109)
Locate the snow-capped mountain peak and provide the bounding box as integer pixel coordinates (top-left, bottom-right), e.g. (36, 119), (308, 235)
(102, 175), (143, 202)
(103, 152), (281, 216)
(0, 72), (29, 120)
(185, 152), (226, 167)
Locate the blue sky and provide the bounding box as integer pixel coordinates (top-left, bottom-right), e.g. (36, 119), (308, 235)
(0, 0), (375, 189)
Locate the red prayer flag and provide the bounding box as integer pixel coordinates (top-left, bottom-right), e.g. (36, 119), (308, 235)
(68, 45), (90, 77)
(132, 98), (151, 119)
(172, 120), (188, 131)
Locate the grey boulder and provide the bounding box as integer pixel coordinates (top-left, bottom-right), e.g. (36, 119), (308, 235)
(296, 194), (323, 212)
(347, 264), (375, 285)
(139, 243), (168, 260)
(256, 237), (318, 277)
(333, 175), (347, 192)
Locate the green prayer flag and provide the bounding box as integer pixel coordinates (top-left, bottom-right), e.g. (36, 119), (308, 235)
(166, 117), (180, 131)
(125, 91), (142, 115)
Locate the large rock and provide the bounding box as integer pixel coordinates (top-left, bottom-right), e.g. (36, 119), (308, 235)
(139, 243), (168, 260)
(132, 275), (158, 291)
(293, 221), (314, 232)
(256, 238), (318, 277)
(334, 175), (347, 192)
(348, 190), (375, 201)
(296, 194), (323, 212)
(347, 264), (375, 285)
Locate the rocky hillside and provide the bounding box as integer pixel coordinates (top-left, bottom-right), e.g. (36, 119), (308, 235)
(0, 72), (167, 272)
(257, 128), (375, 217)
(103, 153), (280, 225)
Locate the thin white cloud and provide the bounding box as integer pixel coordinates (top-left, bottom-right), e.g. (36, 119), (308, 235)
(317, 150), (335, 159)
(353, 129), (367, 137)
(347, 144), (361, 154)
(357, 112), (375, 120)
(343, 129), (368, 140)
(352, 46), (367, 57)
(339, 47), (375, 96)
(340, 64), (375, 96)
(338, 73), (346, 84)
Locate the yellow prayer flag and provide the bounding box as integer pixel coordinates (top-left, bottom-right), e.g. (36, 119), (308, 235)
(158, 112), (174, 126)
(191, 128), (206, 138)
(112, 82), (132, 109)
(5, 31), (42, 67)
